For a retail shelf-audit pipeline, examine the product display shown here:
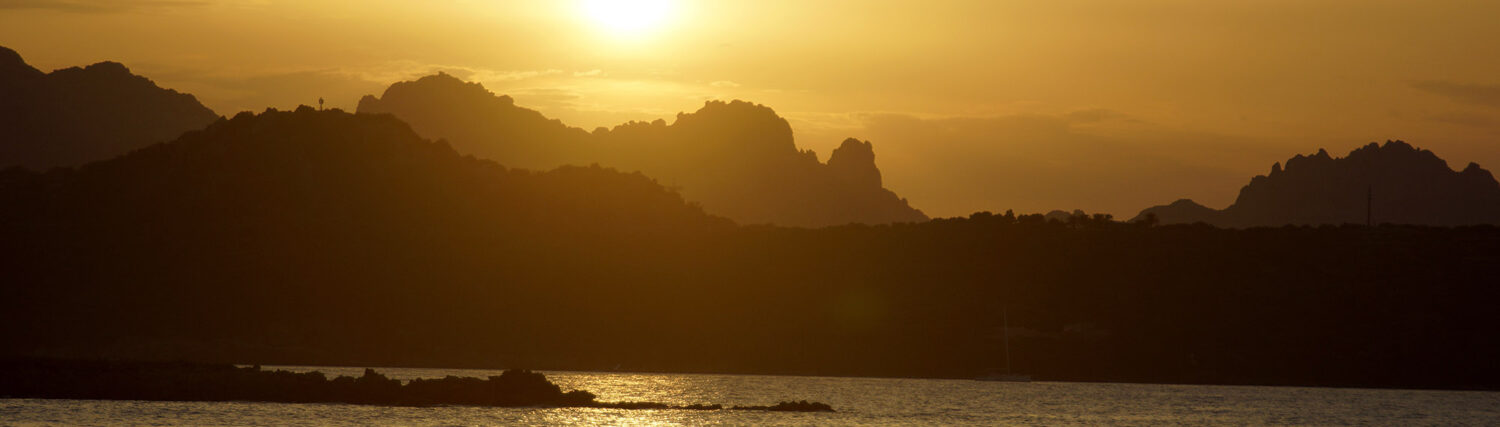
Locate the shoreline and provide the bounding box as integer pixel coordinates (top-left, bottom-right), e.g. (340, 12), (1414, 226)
(0, 359), (833, 412)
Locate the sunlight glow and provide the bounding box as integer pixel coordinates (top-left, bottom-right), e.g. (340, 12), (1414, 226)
(579, 0), (675, 37)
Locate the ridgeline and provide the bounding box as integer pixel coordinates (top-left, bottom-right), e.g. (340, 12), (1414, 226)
(1, 107), (1495, 390)
(0, 50), (1497, 391)
(0, 45), (219, 170)
(1135, 140), (1500, 227)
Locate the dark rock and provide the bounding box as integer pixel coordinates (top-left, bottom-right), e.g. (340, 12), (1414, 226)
(732, 400), (836, 412)
(0, 358), (833, 412)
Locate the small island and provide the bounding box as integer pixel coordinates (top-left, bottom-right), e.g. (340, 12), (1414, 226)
(0, 359), (833, 412)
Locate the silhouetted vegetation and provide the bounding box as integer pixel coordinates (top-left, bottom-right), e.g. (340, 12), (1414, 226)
(0, 359), (831, 411)
(2, 106), (1498, 392)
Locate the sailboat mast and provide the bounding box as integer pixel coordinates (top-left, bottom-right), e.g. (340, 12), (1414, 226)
(1003, 307), (1012, 374)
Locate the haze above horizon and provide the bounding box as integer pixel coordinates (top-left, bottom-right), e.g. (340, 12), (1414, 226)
(4, 0), (1498, 217)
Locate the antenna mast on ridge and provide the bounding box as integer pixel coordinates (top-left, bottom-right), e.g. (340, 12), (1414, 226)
(1366, 185), (1373, 226)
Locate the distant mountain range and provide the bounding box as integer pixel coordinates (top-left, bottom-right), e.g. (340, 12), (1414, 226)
(6, 43), (1498, 229)
(1134, 141), (1500, 227)
(358, 73), (926, 227)
(0, 45), (219, 170)
(2, 50), (1498, 389)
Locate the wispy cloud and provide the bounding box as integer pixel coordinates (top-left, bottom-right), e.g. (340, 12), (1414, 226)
(1424, 111), (1496, 127)
(0, 0), (208, 13)
(1412, 80), (1500, 109)
(331, 61), (562, 86)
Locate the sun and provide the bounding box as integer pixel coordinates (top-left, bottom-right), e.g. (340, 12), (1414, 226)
(579, 0), (675, 37)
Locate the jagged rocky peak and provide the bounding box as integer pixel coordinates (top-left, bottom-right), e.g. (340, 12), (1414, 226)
(1285, 148), (1332, 171)
(359, 72), (513, 113)
(1166, 199), (1209, 209)
(1461, 161), (1500, 186)
(827, 138), (882, 188)
(1274, 140), (1455, 180)
(672, 100), (796, 155)
(1346, 139), (1406, 157)
(352, 72), (926, 227)
(1138, 140), (1500, 227)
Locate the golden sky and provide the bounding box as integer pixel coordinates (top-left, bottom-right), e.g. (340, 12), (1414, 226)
(3, 0), (1498, 217)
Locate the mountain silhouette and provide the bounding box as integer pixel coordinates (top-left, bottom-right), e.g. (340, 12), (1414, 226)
(356, 73), (593, 168)
(0, 106), (728, 239)
(1, 108), (1496, 389)
(357, 73), (926, 227)
(1134, 140), (1500, 227)
(0, 45), (219, 170)
(0, 106), (731, 364)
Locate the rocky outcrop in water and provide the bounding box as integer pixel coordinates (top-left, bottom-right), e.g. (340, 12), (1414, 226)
(0, 359), (834, 412)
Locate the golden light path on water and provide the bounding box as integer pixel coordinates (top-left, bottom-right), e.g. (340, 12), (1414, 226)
(8, 365), (1490, 424)
(210, 365), (1500, 425)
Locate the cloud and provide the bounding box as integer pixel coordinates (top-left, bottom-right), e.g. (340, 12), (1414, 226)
(1424, 111), (1496, 127)
(0, 0), (208, 13)
(709, 80), (741, 88)
(1412, 80), (1500, 109)
(505, 87), (584, 110)
(479, 69), (563, 82)
(1064, 108), (1123, 124)
(331, 61), (561, 87)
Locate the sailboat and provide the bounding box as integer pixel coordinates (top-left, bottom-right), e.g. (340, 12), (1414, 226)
(975, 307), (1031, 382)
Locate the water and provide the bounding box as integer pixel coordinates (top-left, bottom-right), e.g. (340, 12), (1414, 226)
(3, 366), (1497, 425)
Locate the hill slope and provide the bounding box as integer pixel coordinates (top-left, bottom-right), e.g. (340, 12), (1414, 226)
(0, 106), (731, 365)
(0, 45), (219, 170)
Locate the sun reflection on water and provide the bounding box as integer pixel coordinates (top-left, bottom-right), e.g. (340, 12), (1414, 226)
(60, 365), (1480, 425)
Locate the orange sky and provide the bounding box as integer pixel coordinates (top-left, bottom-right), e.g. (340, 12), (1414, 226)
(3, 0), (1498, 217)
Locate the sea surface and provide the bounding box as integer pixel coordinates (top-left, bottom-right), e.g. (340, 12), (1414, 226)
(3, 366), (1497, 425)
